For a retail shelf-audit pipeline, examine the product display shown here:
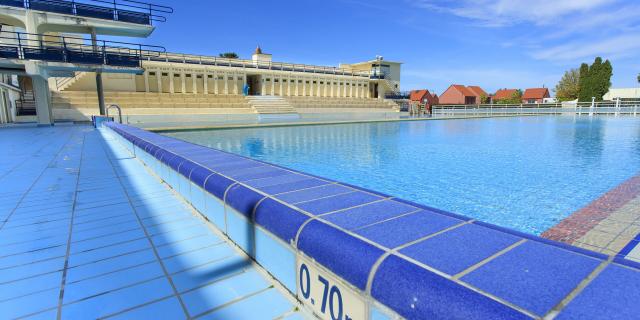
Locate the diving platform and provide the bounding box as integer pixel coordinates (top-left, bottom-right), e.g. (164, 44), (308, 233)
(0, 0), (172, 37)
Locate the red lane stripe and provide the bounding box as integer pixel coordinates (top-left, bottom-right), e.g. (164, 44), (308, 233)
(542, 174), (640, 244)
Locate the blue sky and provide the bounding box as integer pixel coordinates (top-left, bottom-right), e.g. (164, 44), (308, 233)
(141, 0), (640, 95)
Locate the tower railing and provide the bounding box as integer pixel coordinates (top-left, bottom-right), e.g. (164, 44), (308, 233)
(0, 0), (173, 25)
(0, 31), (165, 67)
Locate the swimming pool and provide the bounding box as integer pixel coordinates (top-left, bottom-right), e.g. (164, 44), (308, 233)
(163, 116), (640, 235)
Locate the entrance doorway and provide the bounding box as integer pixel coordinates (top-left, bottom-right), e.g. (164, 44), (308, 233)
(371, 83), (379, 98)
(246, 75), (261, 95)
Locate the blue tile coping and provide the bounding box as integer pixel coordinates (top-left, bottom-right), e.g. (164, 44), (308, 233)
(104, 122), (640, 320)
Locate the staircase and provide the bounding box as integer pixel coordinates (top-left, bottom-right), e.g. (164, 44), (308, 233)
(245, 95), (297, 114)
(54, 72), (88, 91)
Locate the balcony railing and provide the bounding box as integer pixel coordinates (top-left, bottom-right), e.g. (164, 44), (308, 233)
(0, 0), (173, 25)
(142, 52), (376, 78)
(0, 31), (165, 67)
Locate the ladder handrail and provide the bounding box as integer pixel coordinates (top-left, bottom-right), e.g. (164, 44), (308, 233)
(106, 104), (122, 123)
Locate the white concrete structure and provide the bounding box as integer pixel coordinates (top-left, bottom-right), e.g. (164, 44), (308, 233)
(603, 88), (640, 101)
(54, 47), (402, 100)
(0, 1), (159, 125)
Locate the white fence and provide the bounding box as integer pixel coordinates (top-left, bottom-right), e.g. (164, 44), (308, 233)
(432, 100), (640, 117)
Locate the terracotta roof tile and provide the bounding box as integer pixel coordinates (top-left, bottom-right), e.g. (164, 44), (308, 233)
(522, 88), (550, 99)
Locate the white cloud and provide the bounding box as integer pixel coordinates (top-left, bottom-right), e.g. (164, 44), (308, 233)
(413, 0), (615, 26)
(531, 34), (640, 61)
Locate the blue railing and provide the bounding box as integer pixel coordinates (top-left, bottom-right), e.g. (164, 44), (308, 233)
(0, 31), (165, 67)
(0, 0), (173, 25)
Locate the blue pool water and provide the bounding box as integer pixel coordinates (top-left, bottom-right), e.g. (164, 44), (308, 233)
(164, 116), (640, 235)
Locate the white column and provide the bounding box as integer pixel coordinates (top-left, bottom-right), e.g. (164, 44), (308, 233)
(224, 73), (229, 95)
(192, 74), (197, 94)
(233, 74), (239, 95)
(169, 72), (174, 93)
(243, 74), (247, 95)
(349, 81), (353, 97)
(295, 79), (299, 96)
(323, 79), (328, 97)
(287, 77), (291, 96)
(279, 77), (284, 96)
(213, 72), (219, 94)
(303, 79), (307, 96)
(144, 71), (150, 92)
(181, 73), (186, 93)
(157, 73), (162, 94)
(270, 76), (275, 96)
(261, 78), (265, 96)
(33, 76), (53, 125)
(203, 72), (208, 94)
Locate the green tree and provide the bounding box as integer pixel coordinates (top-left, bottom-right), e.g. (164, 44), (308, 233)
(480, 93), (490, 104)
(577, 57), (613, 101)
(219, 52), (239, 59)
(554, 68), (580, 101)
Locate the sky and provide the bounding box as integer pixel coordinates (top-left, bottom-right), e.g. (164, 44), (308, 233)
(136, 0), (640, 95)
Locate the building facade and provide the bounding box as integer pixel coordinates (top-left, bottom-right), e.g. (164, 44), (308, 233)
(439, 84), (487, 105)
(52, 48), (402, 100)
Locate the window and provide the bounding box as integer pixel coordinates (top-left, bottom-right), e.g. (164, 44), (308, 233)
(174, 74), (180, 78)
(320, 81), (324, 84)
(291, 80), (295, 83)
(298, 80), (303, 83)
(217, 76), (224, 80)
(274, 79), (279, 83)
(305, 81), (310, 84)
(185, 74), (191, 78)
(149, 72), (156, 76)
(237, 76), (243, 80)
(207, 75), (213, 78)
(266, 78), (271, 81)
(196, 75), (203, 79)
(161, 73), (168, 77)
(312, 81), (317, 84)
(228, 76), (234, 80)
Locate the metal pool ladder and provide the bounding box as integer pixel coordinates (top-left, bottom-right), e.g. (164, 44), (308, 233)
(106, 104), (122, 123)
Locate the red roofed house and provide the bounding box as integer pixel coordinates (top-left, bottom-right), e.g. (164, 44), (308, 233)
(410, 89), (439, 106)
(493, 88), (519, 102)
(522, 88), (550, 104)
(439, 84), (487, 105)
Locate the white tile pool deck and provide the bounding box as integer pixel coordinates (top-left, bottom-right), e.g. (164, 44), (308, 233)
(0, 125), (305, 319)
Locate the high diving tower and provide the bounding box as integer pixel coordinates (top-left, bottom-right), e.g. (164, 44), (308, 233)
(0, 0), (172, 125)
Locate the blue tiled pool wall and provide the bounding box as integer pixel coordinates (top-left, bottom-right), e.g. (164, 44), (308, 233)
(104, 122), (640, 320)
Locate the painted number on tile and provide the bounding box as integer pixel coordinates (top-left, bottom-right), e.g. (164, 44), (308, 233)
(297, 257), (366, 320)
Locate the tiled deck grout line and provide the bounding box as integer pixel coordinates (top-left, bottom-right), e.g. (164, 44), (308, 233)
(542, 258), (612, 320)
(290, 190), (356, 205)
(191, 286), (274, 319)
(394, 251), (540, 318)
(97, 295), (176, 320)
(364, 220), (474, 295)
(351, 208), (424, 232)
(453, 239), (527, 280)
(0, 132), (77, 231)
(272, 181), (341, 196)
(56, 131), (87, 320)
(99, 135), (192, 319)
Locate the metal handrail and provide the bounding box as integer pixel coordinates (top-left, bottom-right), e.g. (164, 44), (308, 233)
(1, 0), (173, 25)
(143, 51), (376, 78)
(106, 104), (122, 123)
(0, 31), (165, 66)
